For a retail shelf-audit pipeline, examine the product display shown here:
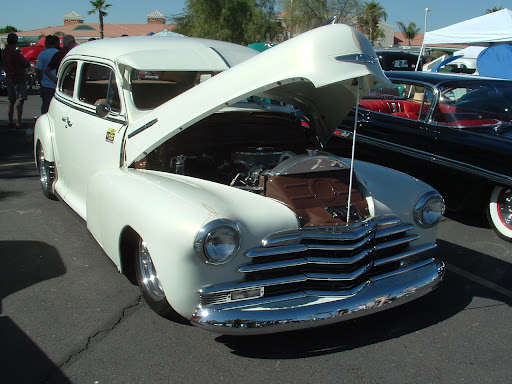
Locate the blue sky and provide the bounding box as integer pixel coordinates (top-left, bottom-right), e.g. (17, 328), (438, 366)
(1, 0), (510, 33)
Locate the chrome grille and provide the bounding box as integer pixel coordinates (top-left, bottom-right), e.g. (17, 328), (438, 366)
(199, 216), (436, 308)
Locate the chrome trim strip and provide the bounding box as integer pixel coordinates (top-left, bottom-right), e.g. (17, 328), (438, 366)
(335, 54), (378, 64)
(261, 217), (399, 247)
(203, 292), (307, 311)
(372, 258), (437, 282)
(247, 233), (374, 257)
(374, 235), (420, 251)
(199, 275), (306, 295)
(240, 249), (373, 273)
(374, 243), (437, 267)
(246, 244), (307, 257)
(375, 224), (414, 239)
(190, 259), (445, 335)
(304, 280), (369, 297)
(340, 131), (512, 186)
(305, 249), (371, 265)
(304, 262), (372, 281)
(307, 235), (373, 251)
(239, 258), (308, 273)
(54, 94), (125, 124)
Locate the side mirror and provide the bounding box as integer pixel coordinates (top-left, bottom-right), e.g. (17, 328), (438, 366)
(95, 102), (112, 118)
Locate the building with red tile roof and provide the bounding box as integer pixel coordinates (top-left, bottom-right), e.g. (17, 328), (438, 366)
(1, 11), (176, 46)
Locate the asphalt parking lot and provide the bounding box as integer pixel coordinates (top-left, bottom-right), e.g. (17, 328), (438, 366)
(1, 93), (511, 384)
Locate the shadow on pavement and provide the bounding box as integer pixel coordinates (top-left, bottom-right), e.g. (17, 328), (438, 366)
(216, 239), (512, 358)
(0, 241), (70, 383)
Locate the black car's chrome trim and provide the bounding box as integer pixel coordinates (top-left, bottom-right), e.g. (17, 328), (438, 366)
(54, 94), (125, 124)
(339, 131), (512, 186)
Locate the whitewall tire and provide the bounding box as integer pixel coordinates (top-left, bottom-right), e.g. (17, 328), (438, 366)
(487, 186), (512, 242)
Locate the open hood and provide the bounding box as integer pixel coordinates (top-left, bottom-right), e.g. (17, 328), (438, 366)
(124, 24), (389, 165)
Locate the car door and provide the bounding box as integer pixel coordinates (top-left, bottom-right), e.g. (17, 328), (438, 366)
(331, 81), (438, 181)
(52, 59), (127, 219)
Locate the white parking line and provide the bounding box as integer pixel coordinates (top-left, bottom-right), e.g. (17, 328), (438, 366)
(446, 262), (512, 299)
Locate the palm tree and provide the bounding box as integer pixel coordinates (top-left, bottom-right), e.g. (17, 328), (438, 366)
(396, 21), (421, 46)
(359, 1), (387, 45)
(88, 0), (112, 39)
(486, 6), (504, 14)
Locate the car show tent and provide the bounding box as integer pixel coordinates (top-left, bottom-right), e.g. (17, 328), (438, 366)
(423, 8), (512, 46)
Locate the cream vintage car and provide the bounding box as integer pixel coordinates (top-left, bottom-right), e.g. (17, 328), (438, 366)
(34, 25), (445, 334)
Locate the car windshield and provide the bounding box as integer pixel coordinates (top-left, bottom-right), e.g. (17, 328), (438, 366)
(130, 70), (216, 109)
(433, 81), (512, 126)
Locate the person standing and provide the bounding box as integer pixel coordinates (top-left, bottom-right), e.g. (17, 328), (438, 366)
(1, 33), (30, 128)
(45, 35), (76, 85)
(35, 35), (59, 114)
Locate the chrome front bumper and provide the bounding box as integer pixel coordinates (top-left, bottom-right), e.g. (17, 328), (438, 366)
(190, 258), (444, 335)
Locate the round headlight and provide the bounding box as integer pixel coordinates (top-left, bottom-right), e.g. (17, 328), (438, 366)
(194, 219), (241, 264)
(414, 192), (445, 227)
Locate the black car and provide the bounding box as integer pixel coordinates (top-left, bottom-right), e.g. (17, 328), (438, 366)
(328, 71), (512, 241)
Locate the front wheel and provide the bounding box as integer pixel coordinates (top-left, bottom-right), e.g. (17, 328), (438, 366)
(37, 144), (57, 200)
(487, 186), (512, 242)
(134, 237), (176, 317)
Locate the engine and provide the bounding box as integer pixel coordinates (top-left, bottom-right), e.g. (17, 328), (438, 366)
(167, 147), (371, 226)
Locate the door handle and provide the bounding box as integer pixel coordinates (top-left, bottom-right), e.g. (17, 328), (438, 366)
(62, 117), (72, 127)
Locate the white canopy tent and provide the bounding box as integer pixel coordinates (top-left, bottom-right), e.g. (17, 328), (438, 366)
(423, 8), (512, 46)
(416, 9), (512, 70)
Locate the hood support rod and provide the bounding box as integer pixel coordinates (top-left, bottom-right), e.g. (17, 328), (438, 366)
(346, 79), (361, 225)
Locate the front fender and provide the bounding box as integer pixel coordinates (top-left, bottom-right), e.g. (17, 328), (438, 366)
(34, 114), (54, 164)
(353, 159), (440, 243)
(86, 168), (300, 317)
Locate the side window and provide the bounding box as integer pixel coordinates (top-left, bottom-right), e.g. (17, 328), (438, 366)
(59, 62), (77, 97)
(78, 63), (120, 112)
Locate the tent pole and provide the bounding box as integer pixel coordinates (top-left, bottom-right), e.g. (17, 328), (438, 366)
(415, 43), (425, 71)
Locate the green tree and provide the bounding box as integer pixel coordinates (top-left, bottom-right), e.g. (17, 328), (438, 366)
(0, 25), (19, 33)
(279, 0), (361, 36)
(396, 21), (420, 46)
(88, 0), (112, 39)
(486, 6), (504, 14)
(358, 0), (387, 45)
(171, 0), (282, 44)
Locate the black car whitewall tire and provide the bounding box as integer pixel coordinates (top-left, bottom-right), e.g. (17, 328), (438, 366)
(487, 186), (512, 242)
(37, 144), (57, 200)
(134, 237), (175, 317)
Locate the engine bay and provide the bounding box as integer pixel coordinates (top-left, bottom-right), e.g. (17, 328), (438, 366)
(134, 111), (371, 226)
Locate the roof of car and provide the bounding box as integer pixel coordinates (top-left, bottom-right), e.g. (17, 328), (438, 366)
(67, 36), (258, 70)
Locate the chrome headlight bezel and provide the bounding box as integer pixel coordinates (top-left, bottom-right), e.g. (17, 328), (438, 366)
(414, 191), (445, 228)
(194, 219), (241, 265)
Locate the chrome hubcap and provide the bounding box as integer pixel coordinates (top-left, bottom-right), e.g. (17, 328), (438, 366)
(497, 188), (512, 229)
(138, 240), (165, 300)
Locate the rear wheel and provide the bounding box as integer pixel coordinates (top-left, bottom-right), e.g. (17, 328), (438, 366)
(487, 186), (512, 242)
(134, 237), (175, 317)
(37, 144), (57, 200)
